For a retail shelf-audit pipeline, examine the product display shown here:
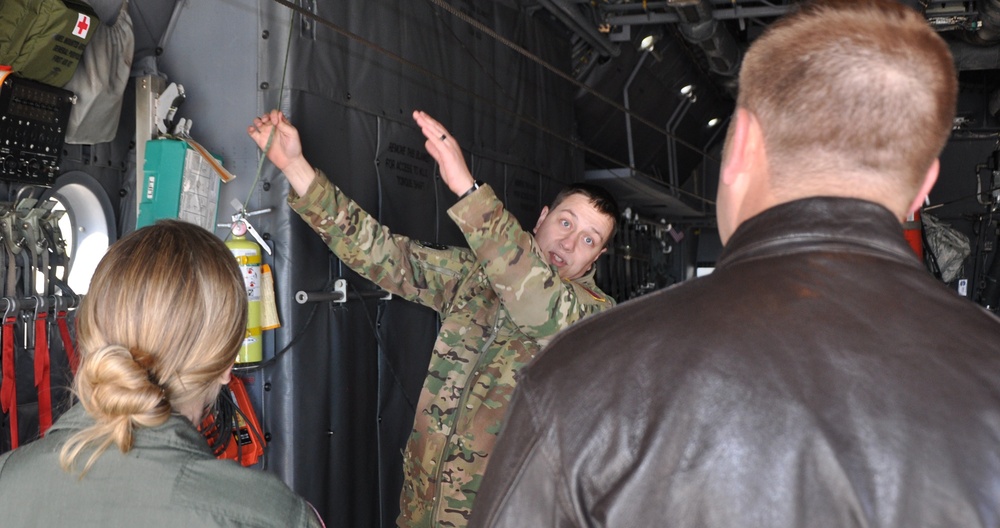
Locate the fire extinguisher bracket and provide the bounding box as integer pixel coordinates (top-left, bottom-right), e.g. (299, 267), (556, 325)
(220, 199), (272, 255)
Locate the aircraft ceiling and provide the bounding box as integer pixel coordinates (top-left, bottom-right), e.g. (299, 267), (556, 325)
(102, 0), (1000, 220)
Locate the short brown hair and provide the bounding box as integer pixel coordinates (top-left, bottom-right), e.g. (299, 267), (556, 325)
(550, 183), (620, 246)
(737, 0), (957, 195)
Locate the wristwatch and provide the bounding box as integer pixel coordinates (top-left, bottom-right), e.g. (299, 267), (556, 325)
(459, 180), (483, 199)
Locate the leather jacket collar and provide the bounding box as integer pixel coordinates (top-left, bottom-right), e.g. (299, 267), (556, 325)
(718, 197), (921, 271)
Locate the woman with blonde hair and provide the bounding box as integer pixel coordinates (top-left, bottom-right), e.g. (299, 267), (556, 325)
(0, 220), (322, 527)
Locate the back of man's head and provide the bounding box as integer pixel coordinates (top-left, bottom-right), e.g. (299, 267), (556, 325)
(737, 0), (957, 198)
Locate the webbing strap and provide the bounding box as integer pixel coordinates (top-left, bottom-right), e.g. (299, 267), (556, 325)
(39, 250), (49, 302)
(20, 253), (31, 313)
(1, 316), (18, 449)
(5, 248), (15, 298)
(34, 312), (51, 435)
(57, 311), (77, 375)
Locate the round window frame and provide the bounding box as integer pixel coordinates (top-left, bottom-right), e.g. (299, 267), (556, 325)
(40, 170), (117, 295)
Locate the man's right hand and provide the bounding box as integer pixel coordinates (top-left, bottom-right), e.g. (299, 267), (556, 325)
(247, 110), (315, 196)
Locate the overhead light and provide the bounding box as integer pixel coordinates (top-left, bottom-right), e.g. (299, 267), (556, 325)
(636, 27), (665, 60)
(679, 84), (697, 102)
(708, 117), (720, 128)
(639, 34), (659, 51)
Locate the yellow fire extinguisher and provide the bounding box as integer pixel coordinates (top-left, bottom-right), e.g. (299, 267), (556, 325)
(226, 219), (262, 364)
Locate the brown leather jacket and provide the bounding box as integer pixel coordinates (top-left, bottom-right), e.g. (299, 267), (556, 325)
(470, 197), (1000, 528)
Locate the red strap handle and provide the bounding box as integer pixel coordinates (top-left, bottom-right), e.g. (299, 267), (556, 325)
(1, 316), (18, 449)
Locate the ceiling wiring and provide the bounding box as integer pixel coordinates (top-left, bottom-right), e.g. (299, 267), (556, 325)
(263, 0), (717, 205)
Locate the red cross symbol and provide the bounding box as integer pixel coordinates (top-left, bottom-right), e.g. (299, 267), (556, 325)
(72, 14), (90, 39)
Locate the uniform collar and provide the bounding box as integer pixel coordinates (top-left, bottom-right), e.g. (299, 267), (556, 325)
(49, 404), (215, 457)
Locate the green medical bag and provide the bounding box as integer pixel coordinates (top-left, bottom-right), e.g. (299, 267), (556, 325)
(0, 0), (100, 87)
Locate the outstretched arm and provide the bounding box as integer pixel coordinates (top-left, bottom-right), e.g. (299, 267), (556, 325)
(414, 111), (614, 338)
(248, 111), (474, 313)
(247, 110), (316, 197)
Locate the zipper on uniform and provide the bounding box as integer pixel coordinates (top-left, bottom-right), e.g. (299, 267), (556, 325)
(429, 307), (503, 521)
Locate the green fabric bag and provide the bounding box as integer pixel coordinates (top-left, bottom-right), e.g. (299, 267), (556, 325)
(0, 0), (101, 87)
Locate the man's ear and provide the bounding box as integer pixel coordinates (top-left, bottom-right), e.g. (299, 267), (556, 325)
(717, 108), (767, 244)
(534, 206), (550, 233)
(718, 109), (762, 213)
(906, 158), (939, 218)
(721, 108), (754, 186)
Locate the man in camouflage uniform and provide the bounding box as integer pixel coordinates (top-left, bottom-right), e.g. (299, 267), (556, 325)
(248, 109), (618, 527)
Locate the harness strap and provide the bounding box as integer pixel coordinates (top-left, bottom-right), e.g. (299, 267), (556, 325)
(5, 247), (15, 300)
(1, 316), (18, 449)
(34, 311), (51, 435)
(57, 311), (77, 375)
(39, 249), (49, 302)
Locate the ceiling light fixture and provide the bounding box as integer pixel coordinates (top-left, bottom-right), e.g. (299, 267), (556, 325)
(639, 34), (659, 52)
(679, 84), (697, 103)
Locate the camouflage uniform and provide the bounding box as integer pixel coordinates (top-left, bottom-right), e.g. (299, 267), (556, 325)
(290, 170), (615, 527)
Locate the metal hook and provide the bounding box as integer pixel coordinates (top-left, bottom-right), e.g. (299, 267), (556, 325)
(32, 295), (46, 320)
(2, 296), (16, 322)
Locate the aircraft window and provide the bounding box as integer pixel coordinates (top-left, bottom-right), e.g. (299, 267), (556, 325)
(40, 171), (116, 295)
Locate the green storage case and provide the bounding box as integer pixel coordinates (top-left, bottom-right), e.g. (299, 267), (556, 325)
(138, 139), (221, 232)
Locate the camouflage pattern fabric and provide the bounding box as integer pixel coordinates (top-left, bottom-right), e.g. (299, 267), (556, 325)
(290, 171), (615, 527)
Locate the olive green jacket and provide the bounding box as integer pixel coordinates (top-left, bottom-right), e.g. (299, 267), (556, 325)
(290, 171), (615, 527)
(0, 405), (323, 527)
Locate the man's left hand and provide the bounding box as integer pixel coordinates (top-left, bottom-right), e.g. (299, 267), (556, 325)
(413, 110), (477, 197)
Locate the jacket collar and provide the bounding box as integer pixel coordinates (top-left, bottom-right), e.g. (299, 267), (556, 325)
(574, 264), (599, 289)
(49, 404), (215, 457)
(718, 197), (922, 270)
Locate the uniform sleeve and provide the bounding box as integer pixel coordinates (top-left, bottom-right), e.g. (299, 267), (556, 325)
(447, 184), (614, 341)
(467, 379), (577, 528)
(289, 170), (475, 313)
